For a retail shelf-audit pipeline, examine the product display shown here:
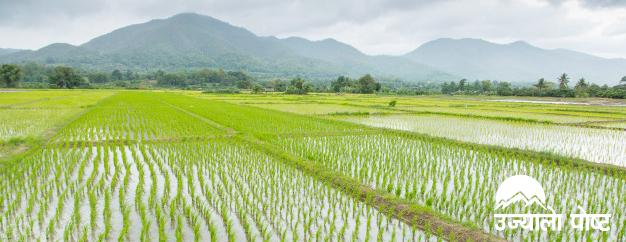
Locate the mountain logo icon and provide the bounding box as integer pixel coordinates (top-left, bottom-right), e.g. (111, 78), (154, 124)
(494, 175), (611, 232)
(495, 175), (553, 212)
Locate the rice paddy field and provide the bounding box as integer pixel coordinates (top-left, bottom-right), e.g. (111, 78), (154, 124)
(1, 90), (625, 242)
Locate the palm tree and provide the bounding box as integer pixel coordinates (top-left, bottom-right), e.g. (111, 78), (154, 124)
(558, 73), (569, 89)
(575, 78), (588, 89)
(534, 78), (548, 92)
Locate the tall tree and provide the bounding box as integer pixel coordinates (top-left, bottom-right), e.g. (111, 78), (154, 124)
(441, 82), (452, 94)
(111, 69), (123, 81)
(621, 76), (626, 84)
(534, 78), (548, 93)
(458, 79), (467, 91)
(496, 81), (513, 96)
(480, 80), (492, 93)
(471, 80), (481, 92)
(356, 74), (379, 94)
(331, 76), (352, 93)
(558, 73), (570, 89)
(574, 78), (589, 97)
(270, 79), (287, 92)
(229, 71), (253, 89)
(290, 77), (305, 90)
(575, 78), (588, 89)
(123, 70), (136, 80)
(285, 77), (311, 94)
(251, 84), (263, 94)
(49, 66), (84, 88)
(0, 64), (22, 88)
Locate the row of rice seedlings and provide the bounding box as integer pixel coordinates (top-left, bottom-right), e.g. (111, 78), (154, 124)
(157, 93), (364, 136)
(0, 90), (75, 107)
(165, 93), (623, 238)
(0, 146), (87, 238)
(158, 140), (435, 241)
(0, 91), (117, 143)
(342, 114), (626, 166)
(390, 105), (611, 123)
(0, 108), (78, 141)
(55, 92), (224, 143)
(246, 103), (385, 115)
(196, 92), (626, 121)
(323, 94), (626, 119)
(278, 134), (626, 241)
(14, 91), (115, 109)
(1, 137), (439, 241)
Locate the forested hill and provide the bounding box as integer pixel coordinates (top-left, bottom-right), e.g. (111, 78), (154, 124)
(0, 13), (454, 82)
(3, 13), (625, 84)
(0, 48), (23, 56)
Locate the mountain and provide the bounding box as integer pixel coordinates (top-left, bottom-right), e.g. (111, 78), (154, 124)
(0, 13), (453, 81)
(0, 48), (24, 56)
(1, 13), (343, 77)
(6, 43), (99, 64)
(405, 38), (626, 85)
(3, 14), (623, 84)
(280, 37), (455, 81)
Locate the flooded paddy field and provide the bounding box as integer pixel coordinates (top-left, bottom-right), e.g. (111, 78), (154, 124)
(2, 91), (625, 241)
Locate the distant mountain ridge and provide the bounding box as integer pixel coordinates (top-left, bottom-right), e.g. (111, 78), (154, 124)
(2, 14), (342, 78)
(280, 37), (453, 81)
(0, 13), (454, 81)
(0, 48), (24, 56)
(405, 38), (626, 85)
(1, 13), (625, 84)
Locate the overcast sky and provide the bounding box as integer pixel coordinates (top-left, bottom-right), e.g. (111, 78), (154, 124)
(1, 0), (626, 58)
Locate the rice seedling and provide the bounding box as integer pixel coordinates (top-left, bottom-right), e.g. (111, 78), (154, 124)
(342, 114), (626, 166)
(3, 90), (624, 241)
(247, 103), (391, 115)
(0, 91), (437, 241)
(277, 133), (626, 241)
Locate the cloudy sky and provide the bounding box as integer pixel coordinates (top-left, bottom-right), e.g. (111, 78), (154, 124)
(1, 0), (626, 58)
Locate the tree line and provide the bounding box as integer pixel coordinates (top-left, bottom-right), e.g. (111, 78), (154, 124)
(0, 64), (89, 88)
(255, 74), (381, 95)
(0, 62), (381, 95)
(0, 63), (255, 89)
(1, 63), (625, 99)
(439, 73), (626, 99)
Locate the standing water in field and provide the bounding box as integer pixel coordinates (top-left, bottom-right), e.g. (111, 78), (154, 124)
(0, 93), (437, 242)
(342, 114), (626, 167)
(278, 134), (626, 241)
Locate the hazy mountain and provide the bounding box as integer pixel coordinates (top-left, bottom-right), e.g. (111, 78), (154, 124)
(3, 14), (623, 84)
(405, 38), (626, 85)
(0, 48), (24, 56)
(0, 13), (452, 81)
(1, 14), (344, 77)
(280, 37), (455, 81)
(6, 43), (99, 64)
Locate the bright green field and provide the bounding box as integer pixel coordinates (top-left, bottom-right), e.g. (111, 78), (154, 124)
(0, 90), (115, 158)
(1, 90), (625, 242)
(595, 122), (626, 129)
